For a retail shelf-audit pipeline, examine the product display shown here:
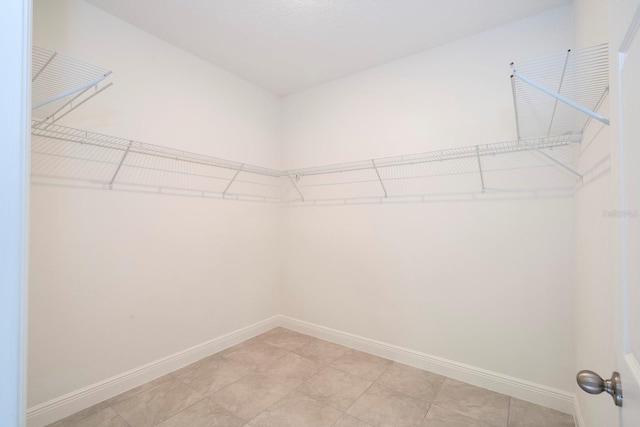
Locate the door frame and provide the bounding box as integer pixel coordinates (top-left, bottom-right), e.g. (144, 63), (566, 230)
(0, 0), (32, 426)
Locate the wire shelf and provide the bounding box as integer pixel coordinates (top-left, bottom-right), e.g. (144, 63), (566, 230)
(511, 43), (609, 139)
(31, 122), (285, 202)
(32, 46), (113, 125)
(282, 134), (581, 203)
(32, 124), (580, 203)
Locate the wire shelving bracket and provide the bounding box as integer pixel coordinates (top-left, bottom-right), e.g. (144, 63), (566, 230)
(32, 46), (113, 128)
(510, 43), (609, 140)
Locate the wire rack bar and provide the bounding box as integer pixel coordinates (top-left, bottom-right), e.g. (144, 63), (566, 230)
(32, 51), (57, 82)
(223, 164), (244, 196)
(286, 172), (305, 201)
(371, 159), (388, 197)
(476, 146), (485, 192)
(547, 49), (572, 136)
(109, 142), (132, 188)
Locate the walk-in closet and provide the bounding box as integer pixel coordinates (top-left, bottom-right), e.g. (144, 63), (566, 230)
(2, 0), (640, 426)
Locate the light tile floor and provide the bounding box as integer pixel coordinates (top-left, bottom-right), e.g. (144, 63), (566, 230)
(48, 328), (575, 427)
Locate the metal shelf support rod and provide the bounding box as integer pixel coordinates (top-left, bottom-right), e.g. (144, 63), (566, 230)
(32, 51), (57, 82)
(547, 49), (571, 136)
(510, 74), (522, 142)
(476, 146), (485, 193)
(511, 70), (610, 125)
(286, 172), (305, 202)
(372, 159), (388, 198)
(223, 164), (244, 196)
(109, 142), (132, 189)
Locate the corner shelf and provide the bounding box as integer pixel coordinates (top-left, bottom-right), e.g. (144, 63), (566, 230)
(510, 43), (609, 140)
(32, 46), (113, 128)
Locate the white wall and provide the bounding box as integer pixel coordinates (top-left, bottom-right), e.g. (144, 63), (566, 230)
(29, 0), (281, 408)
(281, 6), (576, 393)
(571, 1), (613, 426)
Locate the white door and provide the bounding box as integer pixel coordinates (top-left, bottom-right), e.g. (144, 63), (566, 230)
(577, 1), (640, 426)
(611, 0), (640, 425)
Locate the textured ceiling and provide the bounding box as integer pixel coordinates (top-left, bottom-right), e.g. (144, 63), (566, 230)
(86, 0), (571, 95)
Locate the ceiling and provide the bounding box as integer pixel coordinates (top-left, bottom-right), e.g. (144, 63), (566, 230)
(86, 0), (571, 96)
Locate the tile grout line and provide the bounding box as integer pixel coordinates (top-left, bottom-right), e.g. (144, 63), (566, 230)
(340, 355), (394, 425)
(241, 328), (351, 425)
(150, 379), (206, 426)
(418, 374), (449, 426)
(213, 329), (313, 425)
(108, 402), (131, 427)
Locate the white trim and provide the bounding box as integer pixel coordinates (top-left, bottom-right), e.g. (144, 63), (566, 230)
(26, 316), (280, 427)
(278, 316), (576, 415)
(27, 314), (577, 426)
(573, 396), (585, 427)
(625, 353), (640, 391)
(0, 0), (31, 426)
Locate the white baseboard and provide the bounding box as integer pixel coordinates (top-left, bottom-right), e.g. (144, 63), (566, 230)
(26, 316), (280, 427)
(279, 315), (576, 415)
(27, 314), (576, 426)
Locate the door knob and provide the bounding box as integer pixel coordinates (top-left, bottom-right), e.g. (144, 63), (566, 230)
(576, 370), (623, 407)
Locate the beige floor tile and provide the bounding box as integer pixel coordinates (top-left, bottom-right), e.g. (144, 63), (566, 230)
(111, 377), (203, 427)
(156, 398), (244, 427)
(347, 384), (430, 427)
(47, 401), (111, 427)
(47, 406), (127, 427)
(260, 328), (314, 351)
(331, 349), (392, 381)
(298, 366), (371, 411)
(106, 373), (174, 406)
(218, 336), (265, 357)
(258, 352), (324, 388)
(375, 362), (445, 402)
(222, 342), (289, 370)
(174, 355), (252, 395)
(293, 338), (350, 365)
(508, 398), (575, 427)
(210, 373), (292, 421)
(333, 414), (373, 427)
(248, 391), (342, 427)
(433, 379), (510, 427)
(421, 404), (482, 427)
